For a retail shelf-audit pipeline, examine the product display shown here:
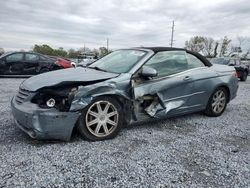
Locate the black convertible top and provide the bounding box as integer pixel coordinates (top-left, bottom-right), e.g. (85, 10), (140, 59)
(137, 47), (212, 67)
(139, 47), (185, 52)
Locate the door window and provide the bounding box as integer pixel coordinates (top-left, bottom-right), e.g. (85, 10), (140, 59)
(6, 53), (23, 62)
(40, 55), (47, 61)
(186, 53), (205, 69)
(144, 51), (188, 77)
(25, 54), (39, 62)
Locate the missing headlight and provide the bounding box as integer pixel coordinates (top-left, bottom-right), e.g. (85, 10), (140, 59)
(31, 87), (78, 111)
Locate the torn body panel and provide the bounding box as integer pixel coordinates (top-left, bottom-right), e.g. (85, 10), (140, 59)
(132, 72), (195, 118)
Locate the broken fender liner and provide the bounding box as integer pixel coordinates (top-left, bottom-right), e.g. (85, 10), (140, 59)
(70, 83), (131, 111)
(144, 94), (185, 117)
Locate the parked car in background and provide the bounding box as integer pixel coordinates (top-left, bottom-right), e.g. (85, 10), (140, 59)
(48, 56), (72, 69)
(210, 57), (249, 81)
(77, 58), (95, 67)
(11, 47), (238, 141)
(0, 52), (67, 77)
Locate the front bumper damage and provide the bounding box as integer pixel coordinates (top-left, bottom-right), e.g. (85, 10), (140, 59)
(11, 97), (81, 141)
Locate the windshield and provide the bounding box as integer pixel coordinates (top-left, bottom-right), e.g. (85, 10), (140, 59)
(210, 58), (229, 65)
(0, 52), (12, 59)
(89, 50), (147, 73)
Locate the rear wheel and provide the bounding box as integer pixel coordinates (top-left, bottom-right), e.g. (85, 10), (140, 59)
(204, 87), (228, 117)
(240, 71), (247, 81)
(77, 96), (123, 141)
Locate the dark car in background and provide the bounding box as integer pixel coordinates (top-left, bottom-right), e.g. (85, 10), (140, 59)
(210, 57), (249, 81)
(0, 52), (67, 77)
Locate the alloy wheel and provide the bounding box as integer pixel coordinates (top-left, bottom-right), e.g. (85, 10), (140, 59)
(211, 90), (226, 114)
(85, 100), (119, 137)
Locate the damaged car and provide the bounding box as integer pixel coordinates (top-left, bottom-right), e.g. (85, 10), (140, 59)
(11, 47), (239, 141)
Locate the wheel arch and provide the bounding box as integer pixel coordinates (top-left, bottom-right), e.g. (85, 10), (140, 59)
(213, 84), (231, 103)
(90, 93), (133, 125)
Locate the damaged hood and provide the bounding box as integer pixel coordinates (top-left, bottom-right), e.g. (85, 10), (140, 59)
(21, 67), (119, 91)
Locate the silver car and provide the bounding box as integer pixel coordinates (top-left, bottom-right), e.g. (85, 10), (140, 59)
(11, 47), (239, 141)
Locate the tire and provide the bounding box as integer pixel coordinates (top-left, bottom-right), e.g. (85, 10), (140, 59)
(240, 71), (247, 81)
(77, 96), (124, 141)
(204, 87), (229, 117)
(39, 68), (50, 74)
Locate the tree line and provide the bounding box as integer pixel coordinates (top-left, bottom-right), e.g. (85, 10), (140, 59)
(33, 44), (111, 58)
(185, 36), (250, 58)
(0, 45), (111, 58)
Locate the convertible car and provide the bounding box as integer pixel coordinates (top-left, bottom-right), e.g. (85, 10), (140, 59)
(11, 47), (238, 141)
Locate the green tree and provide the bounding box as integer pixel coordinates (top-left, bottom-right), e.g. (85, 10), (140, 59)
(54, 47), (67, 57)
(33, 44), (55, 55)
(33, 44), (68, 57)
(99, 47), (109, 57)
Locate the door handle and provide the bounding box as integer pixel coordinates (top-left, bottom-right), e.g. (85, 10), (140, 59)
(183, 76), (192, 81)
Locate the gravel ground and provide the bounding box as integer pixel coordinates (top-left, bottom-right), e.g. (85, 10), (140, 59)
(0, 78), (249, 188)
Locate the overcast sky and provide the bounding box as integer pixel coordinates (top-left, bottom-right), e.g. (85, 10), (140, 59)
(0, 0), (250, 51)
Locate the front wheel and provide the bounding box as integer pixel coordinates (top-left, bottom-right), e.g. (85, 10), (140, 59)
(77, 96), (123, 141)
(204, 87), (228, 117)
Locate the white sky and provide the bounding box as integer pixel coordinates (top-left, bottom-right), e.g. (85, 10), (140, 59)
(0, 0), (250, 51)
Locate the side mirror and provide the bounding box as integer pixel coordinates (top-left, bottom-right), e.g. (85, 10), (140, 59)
(71, 62), (76, 68)
(140, 66), (158, 78)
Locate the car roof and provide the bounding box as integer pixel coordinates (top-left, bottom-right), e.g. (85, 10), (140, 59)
(136, 47), (185, 53)
(134, 46), (212, 67)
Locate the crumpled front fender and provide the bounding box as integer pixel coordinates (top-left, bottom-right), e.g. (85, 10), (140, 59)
(69, 82), (131, 112)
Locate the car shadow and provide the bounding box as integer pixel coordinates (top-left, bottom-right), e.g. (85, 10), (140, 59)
(14, 112), (207, 146)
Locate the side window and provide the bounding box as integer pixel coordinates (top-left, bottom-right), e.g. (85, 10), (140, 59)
(144, 51), (188, 77)
(25, 54), (39, 62)
(6, 53), (23, 62)
(186, 53), (205, 69)
(40, 55), (47, 61)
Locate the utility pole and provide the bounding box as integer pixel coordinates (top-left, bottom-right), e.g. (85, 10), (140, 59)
(106, 38), (109, 52)
(170, 20), (175, 47)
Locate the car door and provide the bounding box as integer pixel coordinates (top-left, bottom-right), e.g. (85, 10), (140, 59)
(23, 53), (40, 75)
(132, 50), (196, 118)
(183, 53), (216, 110)
(5, 53), (24, 75)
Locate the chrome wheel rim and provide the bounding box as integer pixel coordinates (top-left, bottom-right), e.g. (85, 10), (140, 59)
(212, 90), (226, 114)
(85, 100), (118, 137)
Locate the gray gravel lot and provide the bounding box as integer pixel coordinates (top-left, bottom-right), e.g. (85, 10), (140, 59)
(0, 78), (249, 188)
